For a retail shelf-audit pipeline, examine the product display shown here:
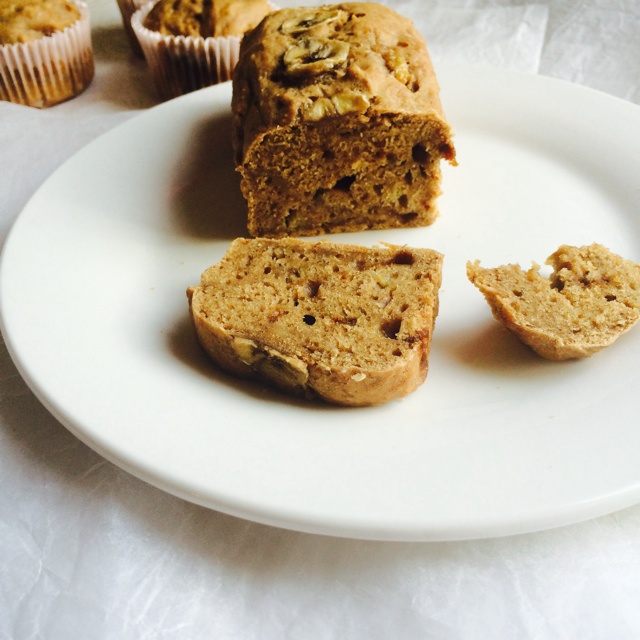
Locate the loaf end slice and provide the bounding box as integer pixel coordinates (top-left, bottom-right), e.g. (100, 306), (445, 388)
(467, 243), (640, 360)
(188, 238), (443, 405)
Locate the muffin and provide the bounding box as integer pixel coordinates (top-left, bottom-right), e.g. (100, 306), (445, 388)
(0, 0), (94, 108)
(132, 0), (275, 101)
(115, 0), (147, 56)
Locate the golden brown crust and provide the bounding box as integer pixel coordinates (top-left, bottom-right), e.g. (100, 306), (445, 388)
(231, 2), (456, 238)
(0, 0), (80, 44)
(143, 0), (271, 38)
(467, 244), (640, 360)
(188, 238), (443, 406)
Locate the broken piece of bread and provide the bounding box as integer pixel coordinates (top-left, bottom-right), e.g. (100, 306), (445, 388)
(467, 243), (640, 360)
(187, 237), (443, 405)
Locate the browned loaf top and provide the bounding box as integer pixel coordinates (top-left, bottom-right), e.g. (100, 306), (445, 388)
(231, 2), (456, 238)
(144, 0), (272, 38)
(187, 238), (443, 406)
(467, 243), (640, 360)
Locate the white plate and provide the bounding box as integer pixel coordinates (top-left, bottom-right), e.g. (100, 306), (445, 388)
(2, 65), (640, 541)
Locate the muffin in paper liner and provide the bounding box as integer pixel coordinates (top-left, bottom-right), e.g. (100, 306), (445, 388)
(115, 0), (147, 56)
(0, 0), (94, 108)
(132, 1), (277, 101)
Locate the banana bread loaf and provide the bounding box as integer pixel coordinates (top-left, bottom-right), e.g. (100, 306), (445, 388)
(231, 2), (456, 238)
(467, 243), (640, 360)
(187, 238), (443, 405)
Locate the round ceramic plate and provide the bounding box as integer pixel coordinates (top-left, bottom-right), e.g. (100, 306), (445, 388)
(2, 65), (640, 541)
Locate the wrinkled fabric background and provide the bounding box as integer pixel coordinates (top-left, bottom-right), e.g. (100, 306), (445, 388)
(2, 0), (640, 638)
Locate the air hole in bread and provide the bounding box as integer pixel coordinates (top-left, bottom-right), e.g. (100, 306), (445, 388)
(381, 317), (402, 339)
(513, 289), (523, 297)
(412, 144), (430, 164)
(391, 250), (415, 265)
(605, 294), (617, 301)
(303, 314), (316, 325)
(398, 194), (408, 208)
(284, 208), (296, 228)
(322, 149), (335, 160)
(438, 143), (455, 160)
(333, 175), (356, 191)
(373, 184), (383, 195)
(305, 280), (321, 297)
(404, 171), (413, 185)
(398, 212), (419, 223)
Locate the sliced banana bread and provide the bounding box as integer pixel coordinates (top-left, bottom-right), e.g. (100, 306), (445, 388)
(231, 2), (456, 238)
(187, 238), (443, 405)
(467, 243), (640, 360)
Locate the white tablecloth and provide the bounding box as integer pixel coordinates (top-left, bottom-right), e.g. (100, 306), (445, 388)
(2, 1), (640, 637)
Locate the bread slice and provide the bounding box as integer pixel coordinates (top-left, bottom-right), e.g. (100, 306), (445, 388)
(467, 243), (640, 360)
(187, 238), (443, 405)
(231, 2), (456, 238)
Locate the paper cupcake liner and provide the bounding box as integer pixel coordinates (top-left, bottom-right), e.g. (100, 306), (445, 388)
(115, 0), (147, 56)
(0, 1), (94, 108)
(132, 1), (278, 101)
